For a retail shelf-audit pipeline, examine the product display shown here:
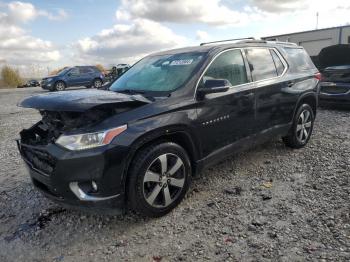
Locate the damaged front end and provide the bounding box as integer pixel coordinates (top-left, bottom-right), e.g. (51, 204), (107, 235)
(18, 106), (129, 177)
(16, 90), (150, 210)
(18, 90), (151, 175)
(18, 89), (151, 147)
(20, 106), (128, 146)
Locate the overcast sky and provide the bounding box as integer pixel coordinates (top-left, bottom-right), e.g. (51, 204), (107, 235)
(1, 0), (350, 76)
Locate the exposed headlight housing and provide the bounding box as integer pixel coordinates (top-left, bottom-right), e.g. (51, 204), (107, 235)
(46, 78), (53, 82)
(56, 125), (127, 151)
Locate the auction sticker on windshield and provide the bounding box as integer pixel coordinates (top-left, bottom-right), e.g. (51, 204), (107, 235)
(170, 59), (193, 66)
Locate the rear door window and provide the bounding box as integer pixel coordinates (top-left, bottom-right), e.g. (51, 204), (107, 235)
(203, 49), (248, 87)
(245, 48), (277, 81)
(270, 49), (285, 76)
(80, 67), (94, 74)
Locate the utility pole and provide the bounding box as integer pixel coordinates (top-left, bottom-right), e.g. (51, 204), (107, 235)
(316, 12), (319, 29)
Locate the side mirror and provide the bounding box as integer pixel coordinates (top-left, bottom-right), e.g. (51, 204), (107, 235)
(197, 79), (230, 97)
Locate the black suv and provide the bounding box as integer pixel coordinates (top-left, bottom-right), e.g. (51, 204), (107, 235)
(17, 39), (320, 217)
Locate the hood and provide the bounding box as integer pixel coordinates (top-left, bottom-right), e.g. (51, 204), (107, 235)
(18, 89), (152, 112)
(42, 75), (58, 80)
(319, 44), (350, 69)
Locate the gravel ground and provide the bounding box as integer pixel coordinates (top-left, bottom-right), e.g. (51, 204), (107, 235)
(0, 87), (349, 262)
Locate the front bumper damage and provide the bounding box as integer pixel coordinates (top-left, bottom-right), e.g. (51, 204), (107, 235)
(16, 137), (129, 213)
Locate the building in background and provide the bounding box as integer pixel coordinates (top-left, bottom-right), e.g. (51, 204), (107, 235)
(263, 25), (350, 67)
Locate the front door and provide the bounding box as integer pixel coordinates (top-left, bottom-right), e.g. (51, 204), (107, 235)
(66, 67), (82, 87)
(195, 49), (256, 157)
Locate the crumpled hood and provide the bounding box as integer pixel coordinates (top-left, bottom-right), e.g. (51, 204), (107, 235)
(18, 89), (152, 112)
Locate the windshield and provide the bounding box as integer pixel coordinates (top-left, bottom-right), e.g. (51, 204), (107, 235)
(110, 52), (206, 93)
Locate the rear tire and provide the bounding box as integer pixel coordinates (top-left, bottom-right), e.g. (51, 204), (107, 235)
(283, 104), (314, 149)
(127, 142), (191, 217)
(92, 78), (102, 88)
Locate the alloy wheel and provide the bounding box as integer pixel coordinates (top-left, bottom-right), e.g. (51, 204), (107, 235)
(94, 80), (102, 88)
(56, 82), (65, 91)
(296, 109), (312, 143)
(143, 153), (186, 208)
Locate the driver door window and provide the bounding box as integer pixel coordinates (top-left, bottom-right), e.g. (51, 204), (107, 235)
(202, 49), (248, 87)
(69, 68), (79, 77)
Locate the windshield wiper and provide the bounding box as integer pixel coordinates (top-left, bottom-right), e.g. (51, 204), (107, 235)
(116, 89), (156, 101)
(116, 89), (145, 95)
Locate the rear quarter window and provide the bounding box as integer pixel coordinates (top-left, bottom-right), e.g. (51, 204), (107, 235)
(283, 48), (316, 73)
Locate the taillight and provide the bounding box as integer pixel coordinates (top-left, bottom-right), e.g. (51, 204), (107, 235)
(314, 72), (322, 81)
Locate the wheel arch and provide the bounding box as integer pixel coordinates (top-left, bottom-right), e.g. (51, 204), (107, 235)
(92, 77), (103, 83)
(293, 92), (318, 119)
(122, 127), (200, 195)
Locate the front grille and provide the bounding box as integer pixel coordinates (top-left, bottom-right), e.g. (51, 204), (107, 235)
(321, 85), (349, 94)
(21, 145), (56, 175)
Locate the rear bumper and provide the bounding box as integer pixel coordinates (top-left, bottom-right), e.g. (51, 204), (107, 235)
(319, 82), (350, 105)
(319, 93), (350, 105)
(17, 140), (129, 212)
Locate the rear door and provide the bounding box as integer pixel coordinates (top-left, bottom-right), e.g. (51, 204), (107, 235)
(245, 47), (290, 132)
(195, 49), (256, 157)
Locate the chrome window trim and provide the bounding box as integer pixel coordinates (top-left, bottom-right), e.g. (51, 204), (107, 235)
(269, 48), (289, 77)
(243, 47), (289, 84)
(194, 46), (290, 99)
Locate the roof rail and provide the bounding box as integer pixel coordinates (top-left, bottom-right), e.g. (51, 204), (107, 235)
(266, 40), (298, 46)
(236, 39), (267, 44)
(200, 37), (256, 46)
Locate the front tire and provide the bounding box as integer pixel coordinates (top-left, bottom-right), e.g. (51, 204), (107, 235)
(283, 104), (315, 149)
(54, 81), (66, 91)
(127, 142), (191, 217)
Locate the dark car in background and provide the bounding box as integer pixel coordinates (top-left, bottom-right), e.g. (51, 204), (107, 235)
(17, 79), (40, 88)
(17, 39), (320, 217)
(319, 65), (350, 106)
(104, 64), (131, 83)
(41, 66), (105, 91)
(318, 44), (350, 106)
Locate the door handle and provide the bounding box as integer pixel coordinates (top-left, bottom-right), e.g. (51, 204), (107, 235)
(287, 81), (295, 87)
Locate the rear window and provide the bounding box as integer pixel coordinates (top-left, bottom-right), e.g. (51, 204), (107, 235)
(284, 48), (316, 73)
(245, 48), (277, 81)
